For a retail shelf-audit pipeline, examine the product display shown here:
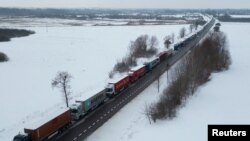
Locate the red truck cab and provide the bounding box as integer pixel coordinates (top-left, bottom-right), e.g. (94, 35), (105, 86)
(106, 75), (130, 97)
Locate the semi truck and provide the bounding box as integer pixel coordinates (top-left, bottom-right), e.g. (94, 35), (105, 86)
(157, 49), (174, 62)
(13, 109), (71, 141)
(105, 75), (130, 97)
(129, 65), (146, 83)
(70, 90), (106, 120)
(144, 57), (160, 72)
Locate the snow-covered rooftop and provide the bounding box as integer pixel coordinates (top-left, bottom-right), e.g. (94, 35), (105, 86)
(130, 64), (145, 71)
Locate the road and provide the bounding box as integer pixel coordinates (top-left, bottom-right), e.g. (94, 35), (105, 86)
(52, 18), (215, 141)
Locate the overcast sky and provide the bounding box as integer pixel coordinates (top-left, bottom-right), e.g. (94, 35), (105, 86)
(0, 0), (249, 9)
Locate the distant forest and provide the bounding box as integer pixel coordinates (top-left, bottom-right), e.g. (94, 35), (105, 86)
(0, 8), (249, 20)
(216, 13), (250, 22)
(0, 8), (196, 20)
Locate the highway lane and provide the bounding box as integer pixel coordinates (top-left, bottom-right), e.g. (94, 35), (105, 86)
(52, 18), (215, 141)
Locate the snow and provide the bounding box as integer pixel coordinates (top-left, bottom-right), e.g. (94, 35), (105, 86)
(108, 74), (129, 84)
(130, 64), (145, 71)
(85, 22), (250, 141)
(0, 21), (190, 140)
(25, 108), (69, 130)
(136, 57), (154, 66)
(230, 15), (250, 18)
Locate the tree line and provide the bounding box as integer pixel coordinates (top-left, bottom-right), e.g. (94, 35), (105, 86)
(145, 31), (231, 123)
(0, 28), (34, 42)
(109, 21), (202, 78)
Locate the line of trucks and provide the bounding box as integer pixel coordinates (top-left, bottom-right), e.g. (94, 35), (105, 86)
(13, 18), (215, 141)
(13, 50), (173, 141)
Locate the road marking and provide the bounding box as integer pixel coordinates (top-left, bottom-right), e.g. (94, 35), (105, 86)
(79, 133), (82, 137)
(97, 119), (100, 122)
(83, 130), (87, 133)
(92, 122), (96, 126)
(104, 114), (107, 116)
(88, 126), (91, 129)
(100, 116), (103, 119)
(73, 137), (77, 141)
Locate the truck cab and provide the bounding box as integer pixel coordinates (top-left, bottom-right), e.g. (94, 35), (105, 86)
(105, 83), (115, 97)
(70, 103), (83, 121)
(13, 133), (31, 141)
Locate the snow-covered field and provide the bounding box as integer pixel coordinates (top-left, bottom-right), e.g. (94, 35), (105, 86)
(0, 17), (187, 27)
(0, 23), (190, 140)
(85, 22), (250, 141)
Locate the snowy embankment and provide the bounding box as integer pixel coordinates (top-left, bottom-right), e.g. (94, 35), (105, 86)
(0, 24), (190, 140)
(86, 22), (250, 141)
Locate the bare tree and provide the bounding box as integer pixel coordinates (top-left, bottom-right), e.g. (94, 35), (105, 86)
(130, 35), (148, 58)
(108, 70), (115, 78)
(112, 35), (158, 74)
(144, 103), (152, 124)
(194, 21), (199, 30)
(179, 27), (186, 38)
(171, 33), (175, 43)
(189, 24), (194, 33)
(129, 34), (158, 58)
(0, 52), (9, 62)
(149, 36), (159, 49)
(52, 71), (72, 108)
(164, 35), (172, 49)
(165, 60), (171, 84)
(213, 26), (220, 32)
(156, 72), (161, 93)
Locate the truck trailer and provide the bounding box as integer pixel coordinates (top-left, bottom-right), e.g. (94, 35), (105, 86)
(158, 49), (174, 62)
(129, 65), (146, 83)
(13, 108), (71, 141)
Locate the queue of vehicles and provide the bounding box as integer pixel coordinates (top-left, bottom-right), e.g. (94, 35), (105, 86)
(13, 18), (215, 141)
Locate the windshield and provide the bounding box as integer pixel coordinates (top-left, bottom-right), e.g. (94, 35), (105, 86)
(71, 109), (78, 113)
(106, 88), (113, 93)
(13, 139), (23, 141)
(13, 136), (24, 141)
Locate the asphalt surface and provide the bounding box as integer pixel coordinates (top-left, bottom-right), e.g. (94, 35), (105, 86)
(51, 18), (215, 141)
